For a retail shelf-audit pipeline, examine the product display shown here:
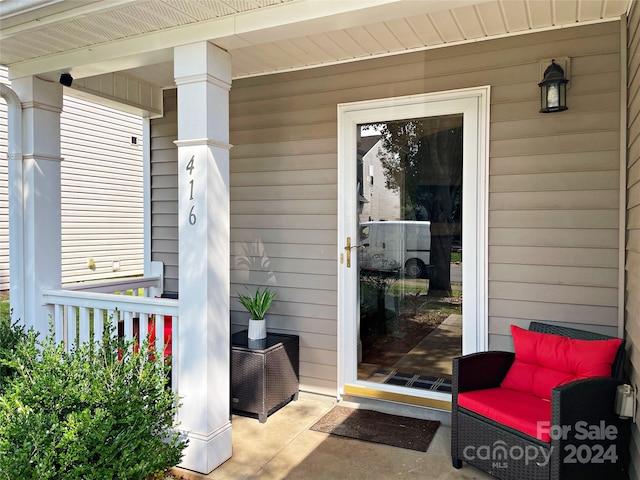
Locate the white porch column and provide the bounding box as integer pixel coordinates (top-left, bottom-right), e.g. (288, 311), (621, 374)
(173, 42), (232, 474)
(10, 76), (63, 334)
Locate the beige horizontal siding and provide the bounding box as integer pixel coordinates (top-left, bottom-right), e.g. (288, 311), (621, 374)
(232, 215), (336, 230)
(490, 210), (619, 229)
(490, 150), (620, 174)
(232, 256), (336, 276)
(150, 89), (178, 293)
(627, 4), (640, 478)
(491, 190), (619, 210)
(490, 228), (619, 248)
(232, 199), (337, 215)
(231, 169), (337, 186)
(490, 281), (618, 307)
(489, 296), (618, 321)
(231, 271), (336, 293)
(490, 171), (620, 191)
(231, 242), (336, 260)
(489, 246), (619, 267)
(232, 228), (336, 245)
(232, 153), (335, 172)
(489, 264), (619, 288)
(231, 184), (336, 201)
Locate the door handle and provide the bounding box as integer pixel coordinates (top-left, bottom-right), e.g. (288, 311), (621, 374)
(344, 237), (364, 268)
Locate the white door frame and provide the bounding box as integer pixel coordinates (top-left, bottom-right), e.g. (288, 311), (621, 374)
(337, 86), (490, 402)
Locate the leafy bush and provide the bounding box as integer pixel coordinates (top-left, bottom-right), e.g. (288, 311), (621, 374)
(0, 305), (26, 393)
(0, 321), (186, 480)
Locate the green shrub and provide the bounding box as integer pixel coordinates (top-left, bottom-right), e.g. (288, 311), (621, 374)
(0, 298), (9, 321)
(0, 321), (187, 480)
(0, 306), (27, 393)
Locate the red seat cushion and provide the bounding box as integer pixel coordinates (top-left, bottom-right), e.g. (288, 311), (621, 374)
(458, 387), (552, 442)
(500, 325), (621, 400)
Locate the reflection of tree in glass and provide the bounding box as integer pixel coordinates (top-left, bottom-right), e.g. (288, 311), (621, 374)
(406, 290), (430, 316)
(374, 116), (462, 295)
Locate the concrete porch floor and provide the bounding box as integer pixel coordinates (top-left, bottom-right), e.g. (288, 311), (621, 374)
(172, 392), (493, 480)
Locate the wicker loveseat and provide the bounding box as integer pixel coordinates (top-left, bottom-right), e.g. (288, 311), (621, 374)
(451, 321), (630, 480)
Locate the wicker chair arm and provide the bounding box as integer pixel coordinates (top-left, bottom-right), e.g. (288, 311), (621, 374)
(549, 377), (630, 479)
(452, 351), (515, 394)
(552, 376), (624, 427)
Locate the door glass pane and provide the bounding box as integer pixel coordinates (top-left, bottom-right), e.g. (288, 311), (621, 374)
(356, 115), (463, 394)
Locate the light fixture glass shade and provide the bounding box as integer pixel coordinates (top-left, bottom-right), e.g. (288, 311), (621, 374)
(539, 60), (568, 113)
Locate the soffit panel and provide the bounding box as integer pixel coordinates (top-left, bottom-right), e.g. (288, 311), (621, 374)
(0, 0), (633, 86)
(474, 2), (508, 36)
(406, 14), (446, 46)
(528, 2), (553, 28)
(383, 17), (424, 49)
(0, 0), (292, 65)
(428, 10), (465, 43)
(451, 5), (487, 39)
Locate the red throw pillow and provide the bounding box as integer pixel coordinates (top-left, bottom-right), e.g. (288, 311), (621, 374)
(500, 325), (621, 400)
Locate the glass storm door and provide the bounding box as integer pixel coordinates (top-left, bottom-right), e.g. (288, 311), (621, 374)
(338, 89), (488, 406)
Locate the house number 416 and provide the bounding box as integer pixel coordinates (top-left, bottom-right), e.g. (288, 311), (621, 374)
(186, 155), (196, 225)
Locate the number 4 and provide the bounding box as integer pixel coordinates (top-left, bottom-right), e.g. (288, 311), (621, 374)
(186, 155), (195, 174)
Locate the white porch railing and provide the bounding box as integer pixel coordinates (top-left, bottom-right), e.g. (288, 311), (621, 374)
(41, 266), (179, 389)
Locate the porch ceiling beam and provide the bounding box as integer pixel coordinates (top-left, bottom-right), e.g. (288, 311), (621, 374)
(68, 71), (163, 117)
(6, 0), (490, 81)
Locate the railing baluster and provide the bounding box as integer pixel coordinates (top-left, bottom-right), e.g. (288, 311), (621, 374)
(62, 306), (69, 351)
(155, 314), (163, 359)
(68, 305), (77, 347)
(79, 307), (90, 344)
(94, 308), (104, 343)
(54, 304), (64, 345)
(139, 313), (149, 343)
(123, 310), (133, 344)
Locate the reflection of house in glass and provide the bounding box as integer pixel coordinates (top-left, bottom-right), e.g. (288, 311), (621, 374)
(358, 130), (401, 223)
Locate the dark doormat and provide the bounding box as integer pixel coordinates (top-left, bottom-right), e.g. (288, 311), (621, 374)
(383, 371), (452, 393)
(310, 406), (440, 452)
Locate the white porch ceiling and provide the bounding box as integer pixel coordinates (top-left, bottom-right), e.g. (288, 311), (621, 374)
(0, 0), (633, 88)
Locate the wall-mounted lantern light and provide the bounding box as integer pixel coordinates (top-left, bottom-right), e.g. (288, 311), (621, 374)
(538, 59), (568, 113)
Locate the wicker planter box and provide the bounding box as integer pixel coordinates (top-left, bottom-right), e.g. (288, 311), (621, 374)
(231, 330), (299, 423)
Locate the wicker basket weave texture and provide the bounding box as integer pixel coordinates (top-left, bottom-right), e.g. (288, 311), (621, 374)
(231, 331), (299, 423)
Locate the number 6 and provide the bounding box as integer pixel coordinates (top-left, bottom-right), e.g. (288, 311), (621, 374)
(189, 205), (196, 225)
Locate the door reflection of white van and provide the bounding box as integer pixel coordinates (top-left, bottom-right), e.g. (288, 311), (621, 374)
(359, 220), (431, 278)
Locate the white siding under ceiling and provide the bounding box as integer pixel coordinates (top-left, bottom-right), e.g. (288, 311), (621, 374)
(60, 95), (144, 284)
(0, 65), (144, 291)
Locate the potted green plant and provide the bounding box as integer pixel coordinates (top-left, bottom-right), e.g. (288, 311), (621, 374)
(237, 287), (276, 340)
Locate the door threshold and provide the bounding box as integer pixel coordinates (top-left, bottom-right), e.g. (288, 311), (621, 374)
(343, 384), (451, 411)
